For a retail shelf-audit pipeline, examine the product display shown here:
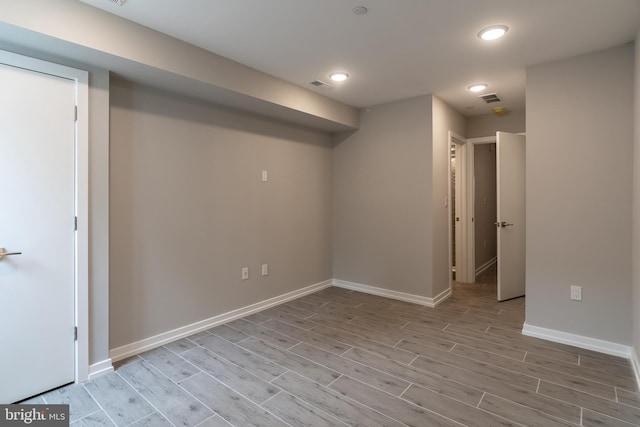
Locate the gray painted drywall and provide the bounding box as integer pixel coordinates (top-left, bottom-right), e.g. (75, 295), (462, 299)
(633, 33), (640, 365)
(0, 0), (358, 132)
(474, 144), (497, 271)
(109, 79), (333, 348)
(526, 44), (633, 344)
(333, 96), (434, 297)
(432, 97), (466, 296)
(467, 109), (526, 138)
(332, 95), (464, 300)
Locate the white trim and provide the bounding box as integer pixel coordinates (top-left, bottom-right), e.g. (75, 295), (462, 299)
(449, 131), (475, 284)
(468, 136), (497, 144)
(447, 131), (455, 294)
(522, 323), (632, 358)
(332, 279), (451, 308)
(109, 280), (333, 362)
(631, 347), (640, 391)
(0, 50), (89, 383)
(74, 61), (90, 385)
(475, 257), (497, 276)
(88, 359), (114, 381)
(431, 287), (453, 307)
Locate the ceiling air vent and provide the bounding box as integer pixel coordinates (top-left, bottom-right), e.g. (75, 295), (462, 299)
(108, 0), (127, 5)
(310, 80), (332, 89)
(478, 92), (501, 103)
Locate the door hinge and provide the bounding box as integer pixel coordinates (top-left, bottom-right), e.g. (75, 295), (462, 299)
(74, 216), (78, 231)
(74, 326), (78, 341)
(74, 105), (78, 121)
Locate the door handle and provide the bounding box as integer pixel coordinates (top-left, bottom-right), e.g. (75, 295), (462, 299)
(495, 222), (514, 228)
(0, 247), (22, 260)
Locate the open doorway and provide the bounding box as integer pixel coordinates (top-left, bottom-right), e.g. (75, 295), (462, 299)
(449, 134), (496, 285)
(448, 132), (526, 301)
(472, 140), (497, 280)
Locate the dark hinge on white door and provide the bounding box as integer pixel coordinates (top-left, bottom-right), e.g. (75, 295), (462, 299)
(74, 216), (78, 231)
(74, 105), (77, 121)
(74, 327), (78, 341)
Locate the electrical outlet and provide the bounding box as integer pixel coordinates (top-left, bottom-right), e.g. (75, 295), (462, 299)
(241, 267), (249, 281)
(262, 170), (268, 182)
(261, 264), (268, 276)
(570, 285), (582, 301)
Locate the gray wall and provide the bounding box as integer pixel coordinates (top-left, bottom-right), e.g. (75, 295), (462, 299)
(633, 32), (640, 367)
(333, 96), (434, 296)
(109, 80), (333, 348)
(467, 109), (525, 138)
(432, 96), (466, 296)
(526, 44), (634, 344)
(332, 95), (464, 300)
(474, 144), (497, 270)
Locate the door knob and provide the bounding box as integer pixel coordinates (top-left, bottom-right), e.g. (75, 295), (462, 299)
(0, 247), (22, 260)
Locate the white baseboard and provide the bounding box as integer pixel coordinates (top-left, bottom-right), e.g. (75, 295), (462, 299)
(475, 257), (497, 276)
(631, 347), (640, 391)
(88, 359), (114, 380)
(332, 279), (451, 308)
(522, 323), (632, 359)
(109, 279), (333, 362)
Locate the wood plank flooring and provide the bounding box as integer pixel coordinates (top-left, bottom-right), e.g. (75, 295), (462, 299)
(26, 270), (640, 426)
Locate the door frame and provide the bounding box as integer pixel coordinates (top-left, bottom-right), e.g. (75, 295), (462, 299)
(448, 132), (496, 286)
(1, 50), (89, 383)
(448, 131), (474, 284)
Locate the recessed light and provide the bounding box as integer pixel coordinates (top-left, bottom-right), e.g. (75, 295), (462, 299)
(467, 83), (488, 92)
(478, 25), (508, 41)
(329, 72), (349, 82)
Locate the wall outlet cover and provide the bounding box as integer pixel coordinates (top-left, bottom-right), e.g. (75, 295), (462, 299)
(570, 285), (582, 301)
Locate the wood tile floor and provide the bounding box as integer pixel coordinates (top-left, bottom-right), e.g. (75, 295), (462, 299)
(25, 270), (640, 426)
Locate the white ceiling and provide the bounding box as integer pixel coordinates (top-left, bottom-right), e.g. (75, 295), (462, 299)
(79, 0), (640, 116)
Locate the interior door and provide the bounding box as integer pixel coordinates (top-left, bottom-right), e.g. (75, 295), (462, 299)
(0, 61), (76, 403)
(496, 131), (526, 301)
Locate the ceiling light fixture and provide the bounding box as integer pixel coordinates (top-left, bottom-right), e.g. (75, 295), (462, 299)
(467, 83), (488, 92)
(329, 72), (349, 82)
(478, 25), (508, 41)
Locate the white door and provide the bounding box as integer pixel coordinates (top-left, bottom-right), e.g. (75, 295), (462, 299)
(0, 60), (76, 403)
(496, 132), (526, 301)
